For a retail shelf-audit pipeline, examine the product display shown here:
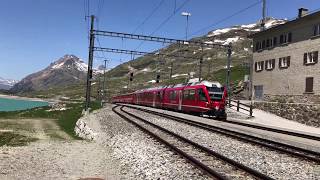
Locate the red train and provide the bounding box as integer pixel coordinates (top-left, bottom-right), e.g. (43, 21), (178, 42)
(112, 80), (227, 119)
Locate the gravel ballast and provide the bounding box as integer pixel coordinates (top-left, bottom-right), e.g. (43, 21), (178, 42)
(124, 106), (320, 180)
(92, 105), (211, 179)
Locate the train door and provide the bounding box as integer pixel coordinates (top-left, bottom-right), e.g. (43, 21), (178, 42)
(197, 88), (209, 113)
(178, 90), (182, 111)
(153, 92), (156, 107)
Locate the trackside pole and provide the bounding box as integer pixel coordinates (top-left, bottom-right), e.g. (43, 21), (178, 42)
(85, 15), (95, 112)
(226, 44), (232, 107)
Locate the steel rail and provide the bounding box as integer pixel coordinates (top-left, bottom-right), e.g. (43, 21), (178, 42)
(112, 106), (227, 180)
(123, 104), (320, 163)
(119, 106), (274, 180)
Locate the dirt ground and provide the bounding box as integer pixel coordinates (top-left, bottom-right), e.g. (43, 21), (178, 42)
(0, 118), (120, 180)
(0, 118), (71, 142)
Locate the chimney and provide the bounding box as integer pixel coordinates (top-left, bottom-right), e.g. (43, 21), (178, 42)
(298, 8), (308, 18)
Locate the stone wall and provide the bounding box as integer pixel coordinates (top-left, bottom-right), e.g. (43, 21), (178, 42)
(263, 94), (320, 104)
(254, 101), (320, 128)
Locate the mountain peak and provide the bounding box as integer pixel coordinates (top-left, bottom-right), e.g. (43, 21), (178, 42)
(0, 77), (18, 90)
(49, 54), (88, 72)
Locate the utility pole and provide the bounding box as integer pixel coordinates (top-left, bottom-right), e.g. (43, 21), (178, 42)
(102, 59), (107, 103)
(169, 61), (173, 81)
(199, 46), (203, 82)
(226, 45), (232, 104)
(85, 15), (95, 112)
(199, 58), (203, 82)
(261, 0), (266, 30)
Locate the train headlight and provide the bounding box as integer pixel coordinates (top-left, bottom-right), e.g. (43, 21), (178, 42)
(215, 106), (219, 110)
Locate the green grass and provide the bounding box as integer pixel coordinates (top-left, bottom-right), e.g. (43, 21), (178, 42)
(0, 132), (38, 146)
(0, 101), (102, 141)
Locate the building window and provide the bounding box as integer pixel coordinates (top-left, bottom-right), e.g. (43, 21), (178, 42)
(255, 61), (264, 72)
(265, 38), (274, 48)
(279, 32), (292, 44)
(279, 56), (291, 69)
(265, 59), (275, 70)
(305, 77), (314, 93)
(273, 37), (277, 46)
(255, 41), (262, 51)
(313, 24), (320, 36)
(262, 40), (266, 49)
(304, 51), (318, 65)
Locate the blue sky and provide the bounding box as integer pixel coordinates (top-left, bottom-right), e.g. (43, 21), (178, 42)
(1, 0), (320, 80)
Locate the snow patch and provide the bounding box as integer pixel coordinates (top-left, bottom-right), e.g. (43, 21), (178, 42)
(240, 23), (256, 28)
(208, 27), (237, 37)
(75, 60), (88, 72)
(0, 77), (18, 86)
(172, 73), (188, 78)
(141, 68), (150, 72)
(264, 19), (286, 28)
(148, 80), (156, 83)
(214, 36), (240, 45)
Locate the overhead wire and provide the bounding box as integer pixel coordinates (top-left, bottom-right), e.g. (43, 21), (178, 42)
(132, 0), (165, 34)
(189, 0), (262, 37)
(126, 0), (190, 60)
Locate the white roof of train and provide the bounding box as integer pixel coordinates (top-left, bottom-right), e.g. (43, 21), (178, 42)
(134, 80), (222, 93)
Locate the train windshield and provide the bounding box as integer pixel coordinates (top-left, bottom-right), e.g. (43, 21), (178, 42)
(206, 86), (224, 100)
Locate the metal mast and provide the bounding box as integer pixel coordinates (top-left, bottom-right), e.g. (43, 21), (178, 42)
(85, 15), (95, 111)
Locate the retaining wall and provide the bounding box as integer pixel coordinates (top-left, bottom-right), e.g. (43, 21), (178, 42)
(254, 102), (320, 128)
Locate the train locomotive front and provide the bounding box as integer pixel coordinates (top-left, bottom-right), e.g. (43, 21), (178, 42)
(201, 81), (227, 119)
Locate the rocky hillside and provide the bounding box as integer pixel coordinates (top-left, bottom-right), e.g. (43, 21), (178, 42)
(10, 55), (100, 93)
(106, 18), (286, 90)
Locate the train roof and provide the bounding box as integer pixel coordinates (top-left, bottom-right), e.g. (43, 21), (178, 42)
(134, 80), (222, 93)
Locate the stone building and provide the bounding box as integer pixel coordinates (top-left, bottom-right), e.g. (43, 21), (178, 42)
(250, 8), (320, 103)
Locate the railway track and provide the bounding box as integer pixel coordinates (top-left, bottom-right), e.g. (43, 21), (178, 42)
(112, 105), (274, 180)
(121, 104), (320, 163)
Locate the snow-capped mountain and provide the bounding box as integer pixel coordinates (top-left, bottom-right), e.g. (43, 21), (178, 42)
(0, 77), (18, 90)
(206, 17), (287, 45)
(10, 54), (101, 93)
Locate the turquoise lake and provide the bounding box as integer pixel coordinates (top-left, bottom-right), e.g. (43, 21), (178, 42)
(0, 97), (49, 112)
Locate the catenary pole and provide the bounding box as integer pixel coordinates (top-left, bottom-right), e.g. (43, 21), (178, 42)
(170, 61), (173, 81)
(199, 46), (203, 82)
(103, 59), (107, 102)
(85, 15), (95, 111)
(226, 44), (232, 106)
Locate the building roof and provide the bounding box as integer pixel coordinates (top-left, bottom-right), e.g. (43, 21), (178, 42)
(249, 9), (320, 38)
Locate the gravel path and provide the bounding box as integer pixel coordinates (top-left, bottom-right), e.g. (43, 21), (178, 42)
(89, 104), (211, 179)
(0, 140), (119, 180)
(124, 107), (320, 180)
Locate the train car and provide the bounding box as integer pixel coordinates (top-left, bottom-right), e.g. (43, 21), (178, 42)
(112, 80), (227, 119)
(112, 93), (134, 104)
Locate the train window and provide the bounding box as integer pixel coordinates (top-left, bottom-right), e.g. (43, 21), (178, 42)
(198, 89), (207, 102)
(189, 89), (195, 100)
(169, 91), (176, 100)
(183, 89), (195, 100)
(183, 90), (189, 100)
